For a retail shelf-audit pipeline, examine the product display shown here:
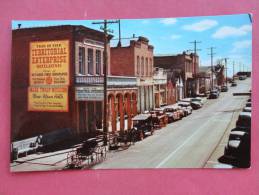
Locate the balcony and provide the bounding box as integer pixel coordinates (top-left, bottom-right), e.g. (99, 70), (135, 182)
(75, 75), (137, 87)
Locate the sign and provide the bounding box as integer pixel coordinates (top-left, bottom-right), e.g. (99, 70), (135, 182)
(30, 40), (70, 85)
(28, 86), (68, 112)
(75, 86), (104, 101)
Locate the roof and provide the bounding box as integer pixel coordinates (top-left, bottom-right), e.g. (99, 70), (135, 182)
(199, 66), (212, 72)
(132, 114), (151, 121)
(13, 25), (113, 40)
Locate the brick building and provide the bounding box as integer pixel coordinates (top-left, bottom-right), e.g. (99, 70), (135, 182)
(196, 66), (211, 94)
(111, 36), (154, 113)
(12, 25), (137, 141)
(154, 52), (199, 98)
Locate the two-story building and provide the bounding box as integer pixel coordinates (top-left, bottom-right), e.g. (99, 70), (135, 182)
(11, 25), (137, 141)
(110, 36), (154, 113)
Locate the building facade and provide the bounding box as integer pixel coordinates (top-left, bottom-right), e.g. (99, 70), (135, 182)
(154, 52), (199, 98)
(110, 36), (154, 113)
(12, 25), (137, 141)
(153, 68), (167, 107)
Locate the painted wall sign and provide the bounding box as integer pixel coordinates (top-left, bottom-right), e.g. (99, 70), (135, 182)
(29, 40), (70, 85)
(28, 86), (68, 112)
(75, 86), (104, 101)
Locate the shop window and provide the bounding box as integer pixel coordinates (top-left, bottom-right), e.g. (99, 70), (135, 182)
(88, 48), (94, 75)
(96, 50), (101, 75)
(78, 47), (85, 74)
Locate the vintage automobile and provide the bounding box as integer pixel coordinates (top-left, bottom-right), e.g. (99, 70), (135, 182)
(236, 112), (251, 130)
(224, 133), (250, 168)
(191, 97), (206, 105)
(177, 102), (192, 116)
(221, 85), (228, 92)
(243, 107), (251, 112)
(245, 102), (251, 107)
(208, 89), (219, 99)
(150, 108), (168, 128)
(132, 113), (154, 140)
(190, 101), (202, 110)
(163, 105), (182, 122)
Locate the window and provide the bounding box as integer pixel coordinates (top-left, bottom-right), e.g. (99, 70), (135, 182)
(141, 57), (144, 76)
(78, 47), (85, 74)
(145, 58), (148, 76)
(137, 56), (140, 75)
(150, 58), (153, 75)
(96, 50), (101, 75)
(88, 48), (94, 74)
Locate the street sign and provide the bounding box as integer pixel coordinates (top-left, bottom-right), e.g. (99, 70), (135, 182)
(75, 86), (104, 101)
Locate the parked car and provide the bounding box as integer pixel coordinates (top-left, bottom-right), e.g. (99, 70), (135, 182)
(228, 130), (249, 141)
(239, 75), (246, 80)
(177, 102), (193, 116)
(132, 113), (154, 140)
(236, 112), (251, 130)
(163, 105), (182, 122)
(221, 85), (228, 92)
(224, 138), (250, 168)
(245, 102), (251, 107)
(243, 107), (251, 112)
(208, 89), (219, 99)
(231, 82), (237, 87)
(191, 97), (206, 105)
(190, 101), (202, 110)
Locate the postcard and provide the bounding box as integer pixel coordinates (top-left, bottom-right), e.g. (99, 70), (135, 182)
(10, 13), (252, 172)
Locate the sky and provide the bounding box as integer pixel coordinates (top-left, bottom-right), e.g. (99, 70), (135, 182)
(12, 14), (252, 76)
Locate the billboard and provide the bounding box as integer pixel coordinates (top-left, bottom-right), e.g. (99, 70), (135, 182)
(28, 86), (68, 112)
(29, 40), (70, 85)
(75, 86), (104, 101)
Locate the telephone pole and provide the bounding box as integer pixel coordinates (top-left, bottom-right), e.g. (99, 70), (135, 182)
(232, 61), (235, 80)
(92, 19), (119, 145)
(208, 47), (216, 90)
(189, 40), (201, 74)
(223, 58), (229, 86)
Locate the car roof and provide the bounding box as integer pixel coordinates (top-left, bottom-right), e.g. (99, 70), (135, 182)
(239, 112), (251, 118)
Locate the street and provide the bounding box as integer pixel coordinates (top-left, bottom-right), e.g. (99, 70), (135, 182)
(93, 78), (251, 169)
(10, 78), (251, 171)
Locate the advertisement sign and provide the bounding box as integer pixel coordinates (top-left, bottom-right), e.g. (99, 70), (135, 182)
(28, 86), (68, 112)
(75, 86), (104, 101)
(29, 40), (70, 85)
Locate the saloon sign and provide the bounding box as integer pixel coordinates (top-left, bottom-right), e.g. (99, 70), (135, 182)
(28, 40), (70, 112)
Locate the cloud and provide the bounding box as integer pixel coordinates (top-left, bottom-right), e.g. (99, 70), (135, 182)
(182, 19), (218, 32)
(160, 18), (177, 25)
(170, 34), (181, 40)
(231, 39), (252, 53)
(212, 24), (252, 39)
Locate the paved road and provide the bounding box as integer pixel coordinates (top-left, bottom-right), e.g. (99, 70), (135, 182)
(93, 78), (251, 169)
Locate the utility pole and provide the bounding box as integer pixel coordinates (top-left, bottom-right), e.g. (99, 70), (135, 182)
(117, 19), (121, 47)
(223, 58), (229, 86)
(92, 19), (119, 146)
(189, 40), (202, 74)
(189, 40), (201, 96)
(208, 47), (216, 90)
(232, 61), (235, 80)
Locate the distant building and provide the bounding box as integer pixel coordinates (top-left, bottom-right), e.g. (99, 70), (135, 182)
(154, 52), (199, 98)
(110, 36), (154, 113)
(196, 66), (212, 94)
